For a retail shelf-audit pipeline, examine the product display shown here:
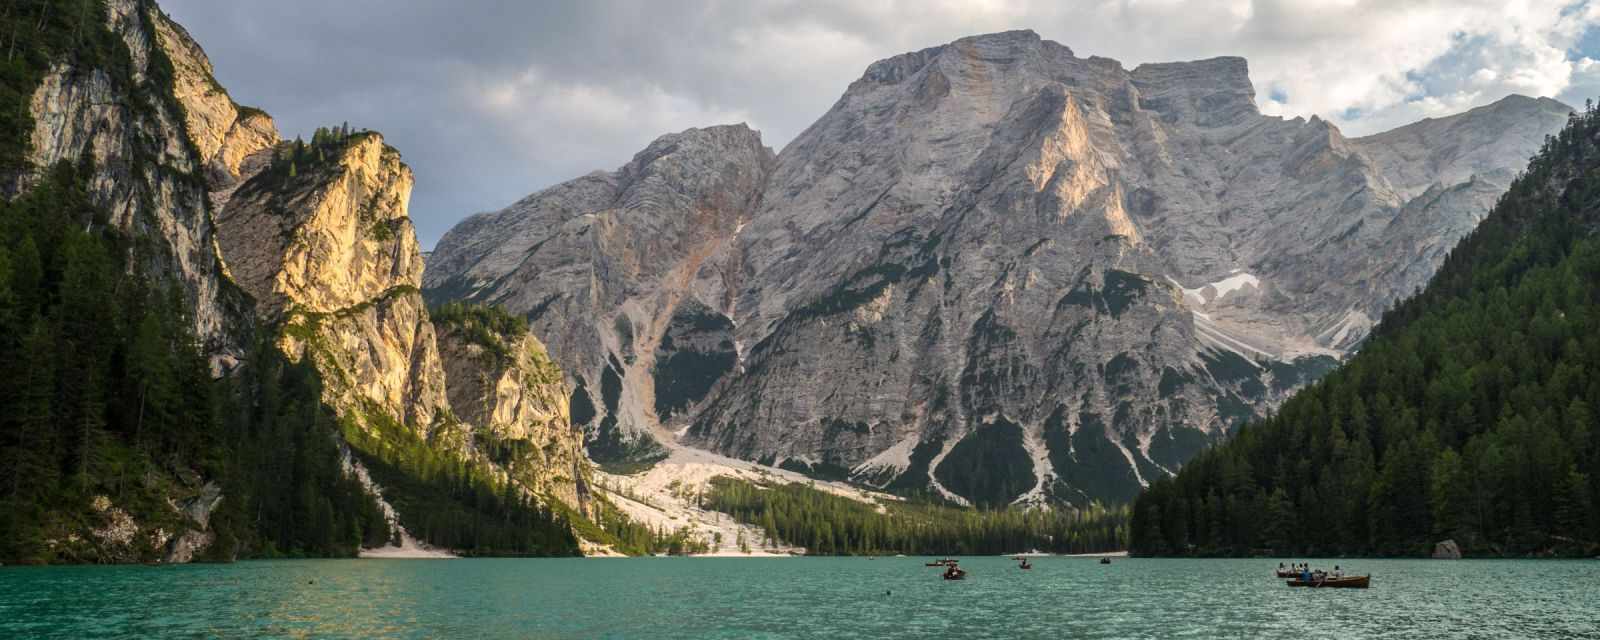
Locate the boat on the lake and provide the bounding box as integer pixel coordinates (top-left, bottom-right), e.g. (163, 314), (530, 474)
(942, 565), (967, 580)
(1018, 560), (1032, 570)
(1275, 569), (1299, 578)
(1099, 557), (1111, 565)
(1286, 575), (1370, 589)
(925, 558), (958, 567)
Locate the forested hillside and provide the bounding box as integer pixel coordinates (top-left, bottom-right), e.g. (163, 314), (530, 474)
(1131, 103), (1600, 557)
(705, 477), (1127, 555)
(0, 162), (391, 562)
(0, 0), (580, 563)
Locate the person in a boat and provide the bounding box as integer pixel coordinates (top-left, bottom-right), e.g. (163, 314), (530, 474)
(1332, 566), (1342, 579)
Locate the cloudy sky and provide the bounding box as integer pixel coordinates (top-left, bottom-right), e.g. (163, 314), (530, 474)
(162, 0), (1600, 248)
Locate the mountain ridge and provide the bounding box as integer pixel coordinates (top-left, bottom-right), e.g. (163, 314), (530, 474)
(426, 31), (1571, 507)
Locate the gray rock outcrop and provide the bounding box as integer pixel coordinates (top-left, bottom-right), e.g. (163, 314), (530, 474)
(12, 0), (263, 371)
(425, 124), (775, 462)
(426, 31), (1571, 506)
(163, 482), (225, 563)
(1433, 539), (1462, 559)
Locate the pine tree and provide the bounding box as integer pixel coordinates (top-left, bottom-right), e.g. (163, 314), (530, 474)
(10, 235), (41, 317)
(127, 311), (173, 451)
(1261, 488), (1294, 552)
(1429, 448), (1470, 542)
(12, 319), (57, 498)
(1552, 466), (1591, 542)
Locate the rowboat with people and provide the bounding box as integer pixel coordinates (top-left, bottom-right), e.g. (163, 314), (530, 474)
(1276, 562), (1312, 578)
(1286, 575), (1370, 589)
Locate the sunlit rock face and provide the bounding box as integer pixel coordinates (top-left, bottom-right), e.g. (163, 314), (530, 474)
(214, 132), (447, 431)
(426, 30), (1571, 506)
(13, 0), (269, 367)
(209, 127), (596, 514)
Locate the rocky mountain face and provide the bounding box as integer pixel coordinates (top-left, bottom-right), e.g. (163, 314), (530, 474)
(215, 132), (450, 432)
(426, 31), (1572, 507)
(5, 0), (591, 560)
(10, 0), (259, 369)
(209, 129), (593, 516)
(0, 0), (269, 562)
(155, 4), (593, 523)
(435, 312), (588, 508)
(424, 125), (775, 463)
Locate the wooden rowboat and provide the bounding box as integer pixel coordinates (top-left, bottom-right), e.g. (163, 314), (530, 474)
(1275, 569), (1299, 578)
(1286, 575), (1369, 589)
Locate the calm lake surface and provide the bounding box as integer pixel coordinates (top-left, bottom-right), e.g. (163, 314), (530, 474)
(1, 557), (1594, 638)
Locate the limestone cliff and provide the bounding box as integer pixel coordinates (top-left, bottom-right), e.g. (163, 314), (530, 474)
(435, 306), (590, 509)
(426, 31), (1573, 507)
(11, 0), (261, 369)
(213, 132), (450, 432)
(210, 129), (592, 516)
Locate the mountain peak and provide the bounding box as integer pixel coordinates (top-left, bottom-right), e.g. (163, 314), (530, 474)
(948, 29), (1048, 51)
(856, 30), (1065, 87)
(1130, 56), (1257, 126)
(622, 123), (775, 185)
(426, 32), (1572, 507)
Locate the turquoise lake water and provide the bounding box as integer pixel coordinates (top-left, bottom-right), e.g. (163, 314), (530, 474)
(1, 557), (1594, 638)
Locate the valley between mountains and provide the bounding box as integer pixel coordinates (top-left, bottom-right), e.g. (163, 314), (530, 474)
(0, 0), (1576, 562)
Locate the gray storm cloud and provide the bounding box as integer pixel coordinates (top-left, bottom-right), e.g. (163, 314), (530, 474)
(162, 0), (1600, 247)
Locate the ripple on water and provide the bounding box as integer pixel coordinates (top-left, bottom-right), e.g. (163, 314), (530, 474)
(0, 557), (1595, 638)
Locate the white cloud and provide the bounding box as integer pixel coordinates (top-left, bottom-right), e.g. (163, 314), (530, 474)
(163, 0), (1600, 246)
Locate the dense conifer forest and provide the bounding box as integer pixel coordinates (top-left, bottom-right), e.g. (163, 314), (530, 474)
(704, 477), (1127, 555)
(1131, 104), (1600, 558)
(0, 162), (391, 562)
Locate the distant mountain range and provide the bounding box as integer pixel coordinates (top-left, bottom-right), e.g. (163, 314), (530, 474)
(423, 30), (1571, 507)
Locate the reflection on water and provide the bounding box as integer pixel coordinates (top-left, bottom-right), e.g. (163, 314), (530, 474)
(1, 557), (1594, 638)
